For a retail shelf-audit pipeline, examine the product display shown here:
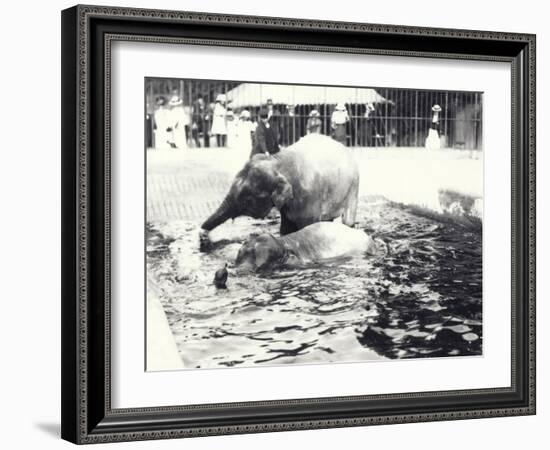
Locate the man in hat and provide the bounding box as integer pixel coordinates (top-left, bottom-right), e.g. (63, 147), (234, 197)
(331, 103), (349, 145)
(306, 109), (322, 134)
(250, 109), (280, 158)
(266, 98), (283, 144)
(360, 103), (376, 146)
(192, 94), (209, 148)
(284, 104), (297, 144)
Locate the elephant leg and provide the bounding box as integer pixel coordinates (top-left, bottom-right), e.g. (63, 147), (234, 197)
(342, 182), (358, 227)
(280, 210), (299, 235)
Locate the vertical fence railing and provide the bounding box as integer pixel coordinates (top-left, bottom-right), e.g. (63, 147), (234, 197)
(145, 79), (483, 151)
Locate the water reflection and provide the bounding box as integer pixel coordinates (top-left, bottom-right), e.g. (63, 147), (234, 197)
(147, 197), (482, 369)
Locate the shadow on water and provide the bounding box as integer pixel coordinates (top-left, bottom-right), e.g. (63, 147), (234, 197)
(147, 196), (482, 369)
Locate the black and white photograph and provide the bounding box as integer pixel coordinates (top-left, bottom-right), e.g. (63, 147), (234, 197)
(145, 77), (483, 371)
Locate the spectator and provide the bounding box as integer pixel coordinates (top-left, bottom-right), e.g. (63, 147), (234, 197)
(425, 104), (442, 150)
(211, 94), (228, 147)
(331, 102), (349, 145)
(360, 103), (375, 146)
(250, 109), (280, 158)
(192, 94), (207, 148)
(205, 102), (215, 148)
(145, 100), (153, 148)
(153, 96), (171, 149)
(225, 102), (237, 148)
(182, 104), (192, 147)
(167, 95), (187, 149)
(236, 109), (256, 155)
(306, 109), (322, 134)
(284, 104), (296, 145)
(266, 98), (282, 144)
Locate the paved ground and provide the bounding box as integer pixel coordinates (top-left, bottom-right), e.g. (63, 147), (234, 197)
(147, 147), (248, 223)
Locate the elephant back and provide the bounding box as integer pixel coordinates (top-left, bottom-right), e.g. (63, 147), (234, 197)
(279, 134), (358, 193)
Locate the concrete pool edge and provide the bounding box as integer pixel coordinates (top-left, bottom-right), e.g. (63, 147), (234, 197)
(146, 282), (185, 371)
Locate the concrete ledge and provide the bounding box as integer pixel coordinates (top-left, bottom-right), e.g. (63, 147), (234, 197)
(354, 148), (483, 225)
(146, 279), (184, 371)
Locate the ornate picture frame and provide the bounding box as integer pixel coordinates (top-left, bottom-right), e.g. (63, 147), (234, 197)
(61, 4), (535, 444)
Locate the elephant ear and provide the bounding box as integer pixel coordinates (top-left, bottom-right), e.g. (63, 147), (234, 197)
(271, 172), (293, 209)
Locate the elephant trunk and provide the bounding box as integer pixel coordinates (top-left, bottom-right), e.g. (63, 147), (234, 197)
(201, 195), (235, 231)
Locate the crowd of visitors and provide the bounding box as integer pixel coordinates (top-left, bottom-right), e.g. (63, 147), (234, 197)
(148, 91), (375, 155)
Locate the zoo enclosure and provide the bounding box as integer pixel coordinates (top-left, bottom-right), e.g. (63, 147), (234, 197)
(146, 78), (483, 150)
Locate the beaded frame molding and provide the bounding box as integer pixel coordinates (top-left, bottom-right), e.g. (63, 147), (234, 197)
(61, 4), (536, 444)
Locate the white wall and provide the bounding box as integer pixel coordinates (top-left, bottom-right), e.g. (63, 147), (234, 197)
(0, 0), (545, 448)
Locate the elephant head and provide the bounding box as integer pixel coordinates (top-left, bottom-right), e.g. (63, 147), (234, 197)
(201, 154), (293, 232)
(235, 234), (287, 271)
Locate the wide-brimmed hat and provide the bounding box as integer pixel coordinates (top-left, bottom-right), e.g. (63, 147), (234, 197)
(366, 103), (375, 111)
(432, 104), (442, 112)
(168, 95), (183, 106)
(216, 93), (226, 102)
(335, 103), (346, 111)
(240, 110), (251, 119)
(309, 109), (320, 117)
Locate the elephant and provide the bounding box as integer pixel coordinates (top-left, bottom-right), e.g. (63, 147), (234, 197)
(235, 222), (377, 271)
(201, 134), (359, 237)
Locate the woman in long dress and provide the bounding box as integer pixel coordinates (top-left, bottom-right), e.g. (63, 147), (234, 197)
(331, 102), (349, 146)
(153, 97), (171, 149)
(211, 94), (227, 147)
(425, 104), (442, 150)
(236, 109), (256, 158)
(225, 105), (238, 148)
(167, 95), (188, 149)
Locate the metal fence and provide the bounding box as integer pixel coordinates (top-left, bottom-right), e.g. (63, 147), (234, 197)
(146, 78), (482, 150)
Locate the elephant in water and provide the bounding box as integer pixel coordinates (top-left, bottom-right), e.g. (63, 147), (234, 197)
(201, 134), (359, 237)
(235, 222), (377, 271)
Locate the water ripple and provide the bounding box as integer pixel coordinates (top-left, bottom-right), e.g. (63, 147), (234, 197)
(147, 197), (482, 369)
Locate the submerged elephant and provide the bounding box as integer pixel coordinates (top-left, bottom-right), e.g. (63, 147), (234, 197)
(201, 134), (359, 236)
(235, 222), (376, 271)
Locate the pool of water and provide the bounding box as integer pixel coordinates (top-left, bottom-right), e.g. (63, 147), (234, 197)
(147, 196), (482, 369)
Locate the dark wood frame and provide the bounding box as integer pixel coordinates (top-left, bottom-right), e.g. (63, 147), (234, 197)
(61, 4), (536, 444)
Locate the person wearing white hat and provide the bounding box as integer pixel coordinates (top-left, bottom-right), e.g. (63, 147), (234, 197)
(225, 102), (237, 148)
(425, 104), (442, 150)
(211, 93), (227, 147)
(166, 94), (188, 149)
(306, 109), (322, 134)
(360, 103), (376, 146)
(236, 109), (256, 157)
(330, 103), (349, 145)
(153, 96), (171, 149)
